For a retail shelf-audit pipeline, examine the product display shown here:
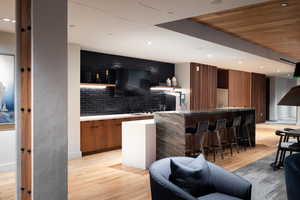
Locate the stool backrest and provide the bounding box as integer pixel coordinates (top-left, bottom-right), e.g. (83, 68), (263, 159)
(233, 116), (241, 127)
(196, 120), (209, 133)
(216, 119), (227, 130)
(245, 115), (254, 125)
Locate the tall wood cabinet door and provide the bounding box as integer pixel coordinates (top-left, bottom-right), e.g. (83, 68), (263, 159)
(190, 63), (217, 110)
(80, 121), (96, 152)
(251, 73), (266, 123)
(190, 64), (201, 110)
(229, 70), (251, 107)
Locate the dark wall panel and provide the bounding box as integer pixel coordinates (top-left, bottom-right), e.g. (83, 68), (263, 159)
(80, 51), (176, 116)
(81, 50), (175, 86)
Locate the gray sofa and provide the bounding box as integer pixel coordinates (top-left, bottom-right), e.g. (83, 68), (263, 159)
(149, 157), (252, 200)
(285, 153), (300, 200)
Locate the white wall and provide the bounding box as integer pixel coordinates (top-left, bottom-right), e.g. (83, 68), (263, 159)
(0, 130), (16, 172)
(297, 79), (300, 125)
(0, 31), (16, 55)
(68, 43), (81, 159)
(0, 31), (16, 172)
(175, 63), (190, 110)
(269, 76), (297, 122)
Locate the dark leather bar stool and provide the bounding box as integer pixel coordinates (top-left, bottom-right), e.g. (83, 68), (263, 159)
(227, 116), (241, 156)
(209, 119), (227, 162)
(194, 120), (209, 157)
(240, 115), (253, 150)
(185, 127), (196, 157)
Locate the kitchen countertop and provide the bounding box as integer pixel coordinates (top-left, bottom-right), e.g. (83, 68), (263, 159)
(154, 107), (255, 116)
(80, 113), (154, 121)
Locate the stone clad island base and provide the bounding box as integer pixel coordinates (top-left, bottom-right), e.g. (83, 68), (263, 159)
(154, 108), (255, 160)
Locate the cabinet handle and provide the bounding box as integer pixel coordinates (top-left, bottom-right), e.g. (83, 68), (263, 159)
(91, 125), (99, 128)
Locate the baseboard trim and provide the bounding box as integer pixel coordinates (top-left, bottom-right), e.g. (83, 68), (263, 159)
(0, 162), (16, 173)
(68, 151), (82, 160)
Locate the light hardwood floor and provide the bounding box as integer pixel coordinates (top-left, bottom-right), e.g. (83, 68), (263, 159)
(0, 123), (298, 200)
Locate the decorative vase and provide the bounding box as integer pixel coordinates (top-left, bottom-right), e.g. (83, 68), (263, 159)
(171, 77), (177, 87)
(166, 78), (171, 86)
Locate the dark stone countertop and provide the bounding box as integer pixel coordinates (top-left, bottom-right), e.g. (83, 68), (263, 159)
(154, 107), (255, 116)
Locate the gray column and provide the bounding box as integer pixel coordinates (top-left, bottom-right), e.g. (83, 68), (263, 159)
(297, 79), (300, 125)
(30, 0), (68, 199)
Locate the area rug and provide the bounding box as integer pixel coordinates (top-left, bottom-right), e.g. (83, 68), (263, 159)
(234, 153), (287, 200)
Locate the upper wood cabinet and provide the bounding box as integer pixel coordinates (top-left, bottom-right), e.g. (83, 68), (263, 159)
(190, 63), (217, 110)
(251, 73), (266, 123)
(228, 70), (251, 108)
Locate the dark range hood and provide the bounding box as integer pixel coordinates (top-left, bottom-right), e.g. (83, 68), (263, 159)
(294, 62), (300, 77)
(280, 58), (300, 77)
(278, 58), (300, 106)
(278, 85), (300, 106)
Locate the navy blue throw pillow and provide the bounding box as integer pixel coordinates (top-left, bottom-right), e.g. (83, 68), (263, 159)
(169, 155), (214, 197)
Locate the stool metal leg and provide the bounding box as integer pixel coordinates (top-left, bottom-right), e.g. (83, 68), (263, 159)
(216, 130), (224, 160)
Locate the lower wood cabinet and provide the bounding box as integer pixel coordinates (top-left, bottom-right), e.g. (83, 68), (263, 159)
(80, 116), (153, 155)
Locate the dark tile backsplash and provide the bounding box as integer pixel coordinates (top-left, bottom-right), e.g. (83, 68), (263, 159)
(80, 88), (176, 116)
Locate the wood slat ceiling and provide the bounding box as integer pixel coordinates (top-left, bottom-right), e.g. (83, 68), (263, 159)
(192, 0), (300, 60)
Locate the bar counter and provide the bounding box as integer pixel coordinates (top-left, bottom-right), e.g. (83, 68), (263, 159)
(154, 108), (255, 160)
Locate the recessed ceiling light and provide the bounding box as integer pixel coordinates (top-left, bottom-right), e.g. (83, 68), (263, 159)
(207, 54), (213, 58)
(280, 2), (288, 7)
(211, 0), (222, 4)
(11, 20), (16, 23)
(1, 18), (11, 22)
(147, 41), (152, 45)
(238, 60), (243, 64)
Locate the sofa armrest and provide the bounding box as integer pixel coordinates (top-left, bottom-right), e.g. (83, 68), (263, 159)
(207, 162), (252, 200)
(149, 173), (198, 200)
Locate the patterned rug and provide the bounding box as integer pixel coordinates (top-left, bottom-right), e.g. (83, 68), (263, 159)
(234, 153), (287, 200)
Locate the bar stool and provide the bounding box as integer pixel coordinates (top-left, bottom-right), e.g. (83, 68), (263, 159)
(185, 128), (196, 157)
(194, 120), (209, 157)
(209, 119), (227, 162)
(240, 115), (253, 150)
(227, 116), (241, 156)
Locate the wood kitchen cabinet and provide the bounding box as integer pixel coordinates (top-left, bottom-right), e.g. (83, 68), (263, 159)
(190, 63), (218, 110)
(81, 116), (153, 155)
(251, 73), (266, 123)
(228, 70), (251, 107)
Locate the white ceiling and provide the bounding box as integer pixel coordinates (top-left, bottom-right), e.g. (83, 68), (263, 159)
(0, 0), (295, 77)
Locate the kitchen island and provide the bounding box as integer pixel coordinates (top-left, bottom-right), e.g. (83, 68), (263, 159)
(154, 108), (255, 159)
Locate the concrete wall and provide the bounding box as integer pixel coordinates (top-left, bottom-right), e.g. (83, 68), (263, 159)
(0, 31), (16, 172)
(175, 63), (190, 110)
(68, 43), (81, 159)
(30, 0), (68, 199)
(269, 77), (297, 122)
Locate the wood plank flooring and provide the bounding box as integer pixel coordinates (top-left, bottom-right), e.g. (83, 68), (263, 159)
(0, 123), (298, 200)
